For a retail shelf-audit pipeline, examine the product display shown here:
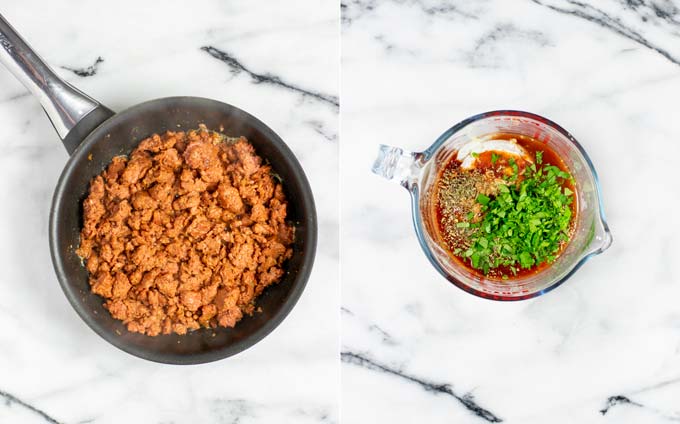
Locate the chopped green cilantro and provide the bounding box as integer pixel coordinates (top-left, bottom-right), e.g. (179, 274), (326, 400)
(457, 153), (574, 275)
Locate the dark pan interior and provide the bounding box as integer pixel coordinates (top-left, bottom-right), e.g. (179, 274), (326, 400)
(49, 97), (317, 364)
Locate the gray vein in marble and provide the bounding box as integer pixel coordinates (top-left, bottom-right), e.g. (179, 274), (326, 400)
(367, 324), (398, 345)
(61, 56), (104, 77)
(306, 119), (338, 142)
(473, 24), (550, 50)
(200, 46), (339, 108)
(341, 352), (502, 422)
(531, 0), (680, 66)
(420, 2), (478, 19)
(6, 90), (30, 101)
(398, 0), (479, 20)
(340, 306), (354, 316)
(372, 34), (418, 56)
(343, 306), (398, 345)
(468, 23), (551, 68)
(291, 407), (335, 423)
(213, 399), (251, 424)
(599, 394), (680, 421)
(631, 375), (680, 395)
(620, 0), (680, 26)
(0, 389), (63, 424)
(341, 0), (376, 25)
(0, 90), (31, 105)
(599, 395), (643, 415)
(343, 305), (401, 346)
(599, 376), (680, 419)
(342, 0), (479, 25)
(210, 398), (336, 424)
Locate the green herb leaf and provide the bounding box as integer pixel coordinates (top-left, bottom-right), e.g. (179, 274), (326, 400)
(453, 157), (575, 276)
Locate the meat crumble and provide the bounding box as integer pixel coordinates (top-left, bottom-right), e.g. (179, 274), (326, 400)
(76, 126), (294, 336)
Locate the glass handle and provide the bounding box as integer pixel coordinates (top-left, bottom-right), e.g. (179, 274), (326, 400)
(371, 145), (420, 188)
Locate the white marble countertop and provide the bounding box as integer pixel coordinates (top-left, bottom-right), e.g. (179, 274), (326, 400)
(341, 0), (680, 423)
(0, 1), (338, 423)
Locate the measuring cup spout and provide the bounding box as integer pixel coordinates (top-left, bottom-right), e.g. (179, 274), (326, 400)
(583, 213), (613, 259)
(0, 13), (113, 154)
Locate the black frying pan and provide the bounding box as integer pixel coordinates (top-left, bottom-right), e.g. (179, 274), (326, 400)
(0, 14), (317, 364)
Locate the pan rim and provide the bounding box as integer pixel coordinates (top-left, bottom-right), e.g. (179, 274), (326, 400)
(49, 96), (317, 364)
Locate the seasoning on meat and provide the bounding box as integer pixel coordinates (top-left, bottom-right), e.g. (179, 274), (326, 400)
(76, 126), (294, 336)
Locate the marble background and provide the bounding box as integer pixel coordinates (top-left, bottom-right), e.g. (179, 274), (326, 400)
(0, 1), (338, 423)
(342, 0), (680, 423)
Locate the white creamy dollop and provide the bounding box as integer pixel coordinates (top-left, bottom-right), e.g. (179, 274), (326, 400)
(457, 138), (532, 170)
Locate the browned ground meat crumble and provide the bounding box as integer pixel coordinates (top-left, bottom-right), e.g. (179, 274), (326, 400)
(76, 127), (294, 336)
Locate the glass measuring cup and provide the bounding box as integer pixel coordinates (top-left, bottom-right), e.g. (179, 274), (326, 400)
(372, 110), (612, 301)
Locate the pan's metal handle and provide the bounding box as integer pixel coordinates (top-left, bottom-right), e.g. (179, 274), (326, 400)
(0, 13), (113, 154)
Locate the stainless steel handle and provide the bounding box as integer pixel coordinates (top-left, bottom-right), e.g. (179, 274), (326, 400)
(0, 13), (101, 139)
